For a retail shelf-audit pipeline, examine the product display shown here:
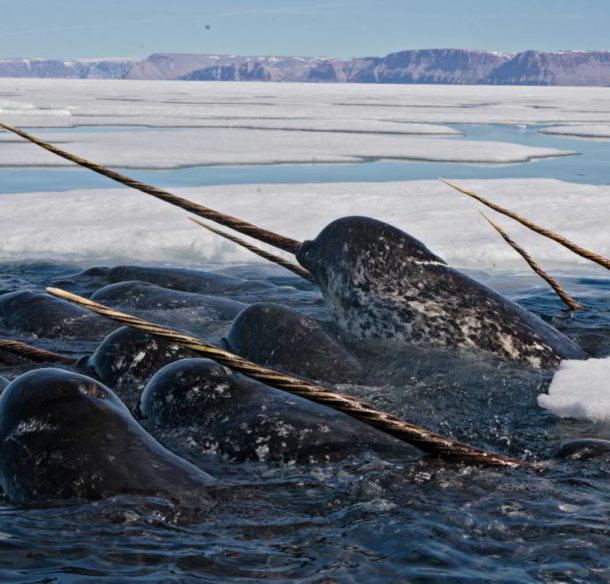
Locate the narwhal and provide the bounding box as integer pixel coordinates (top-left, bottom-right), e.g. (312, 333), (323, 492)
(0, 368), (216, 504)
(0, 123), (588, 368)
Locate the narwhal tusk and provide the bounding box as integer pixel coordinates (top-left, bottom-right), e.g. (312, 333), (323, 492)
(46, 286), (538, 469)
(188, 216), (316, 283)
(479, 212), (584, 311)
(440, 178), (610, 272)
(0, 122), (302, 254)
(0, 339), (78, 364)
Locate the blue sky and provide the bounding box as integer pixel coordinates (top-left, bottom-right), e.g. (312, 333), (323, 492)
(1, 0), (608, 59)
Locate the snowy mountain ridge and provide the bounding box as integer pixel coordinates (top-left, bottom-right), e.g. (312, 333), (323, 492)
(0, 57), (138, 79)
(2, 50), (610, 86)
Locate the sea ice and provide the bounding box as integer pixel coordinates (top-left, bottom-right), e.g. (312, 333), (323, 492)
(1, 178), (608, 272)
(2, 78), (610, 129)
(538, 358), (610, 421)
(0, 127), (573, 168)
(12, 79), (610, 167)
(1, 80), (609, 275)
(541, 124), (610, 139)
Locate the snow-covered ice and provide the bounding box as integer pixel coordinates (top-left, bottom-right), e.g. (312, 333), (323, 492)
(1, 79), (608, 268)
(538, 358), (610, 422)
(541, 124), (610, 139)
(0, 127), (573, 168)
(11, 78), (610, 166)
(2, 79), (610, 127)
(1, 179), (609, 270)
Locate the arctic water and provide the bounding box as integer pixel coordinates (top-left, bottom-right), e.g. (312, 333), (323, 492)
(2, 124), (610, 194)
(1, 259), (610, 584)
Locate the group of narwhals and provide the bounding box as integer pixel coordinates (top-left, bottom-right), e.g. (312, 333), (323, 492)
(0, 122), (609, 510)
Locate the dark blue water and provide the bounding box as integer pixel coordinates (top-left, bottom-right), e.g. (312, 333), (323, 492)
(1, 260), (610, 583)
(1, 124), (609, 195)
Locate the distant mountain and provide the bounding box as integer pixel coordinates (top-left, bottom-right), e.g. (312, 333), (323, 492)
(351, 49), (512, 84)
(481, 50), (610, 86)
(137, 50), (503, 84)
(126, 53), (377, 82)
(0, 58), (138, 79)
(181, 61), (272, 81)
(2, 50), (610, 86)
(127, 49), (610, 86)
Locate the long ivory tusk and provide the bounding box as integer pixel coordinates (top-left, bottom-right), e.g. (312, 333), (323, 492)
(480, 212), (583, 310)
(440, 178), (610, 271)
(0, 339), (77, 364)
(0, 122), (302, 254)
(188, 217), (315, 283)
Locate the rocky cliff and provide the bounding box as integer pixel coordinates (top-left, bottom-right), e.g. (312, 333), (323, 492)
(481, 50), (610, 86)
(2, 50), (610, 86)
(0, 58), (138, 79)
(352, 49), (511, 84)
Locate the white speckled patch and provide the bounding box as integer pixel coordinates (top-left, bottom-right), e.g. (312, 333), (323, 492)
(10, 418), (58, 437)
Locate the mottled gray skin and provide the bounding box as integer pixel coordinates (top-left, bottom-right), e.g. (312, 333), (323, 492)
(0, 369), (215, 505)
(0, 376), (9, 392)
(140, 359), (419, 464)
(107, 265), (273, 294)
(53, 265), (272, 295)
(224, 303), (363, 383)
(54, 265), (324, 314)
(91, 280), (248, 318)
(296, 216), (587, 368)
(551, 439), (610, 461)
(77, 326), (199, 389)
(51, 266), (111, 292)
(0, 290), (117, 339)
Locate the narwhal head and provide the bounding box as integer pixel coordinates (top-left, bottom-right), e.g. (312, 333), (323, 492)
(0, 368), (215, 504)
(297, 216), (446, 285)
(296, 217), (447, 335)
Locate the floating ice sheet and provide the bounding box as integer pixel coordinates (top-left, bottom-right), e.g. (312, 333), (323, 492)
(541, 124), (610, 139)
(538, 358), (610, 421)
(2, 79), (610, 128)
(12, 79), (610, 168)
(1, 178), (609, 270)
(0, 127), (572, 168)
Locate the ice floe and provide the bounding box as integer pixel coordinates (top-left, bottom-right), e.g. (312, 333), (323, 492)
(1, 178), (609, 270)
(2, 79), (610, 129)
(541, 124), (610, 139)
(0, 127), (573, 168)
(538, 358), (610, 421)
